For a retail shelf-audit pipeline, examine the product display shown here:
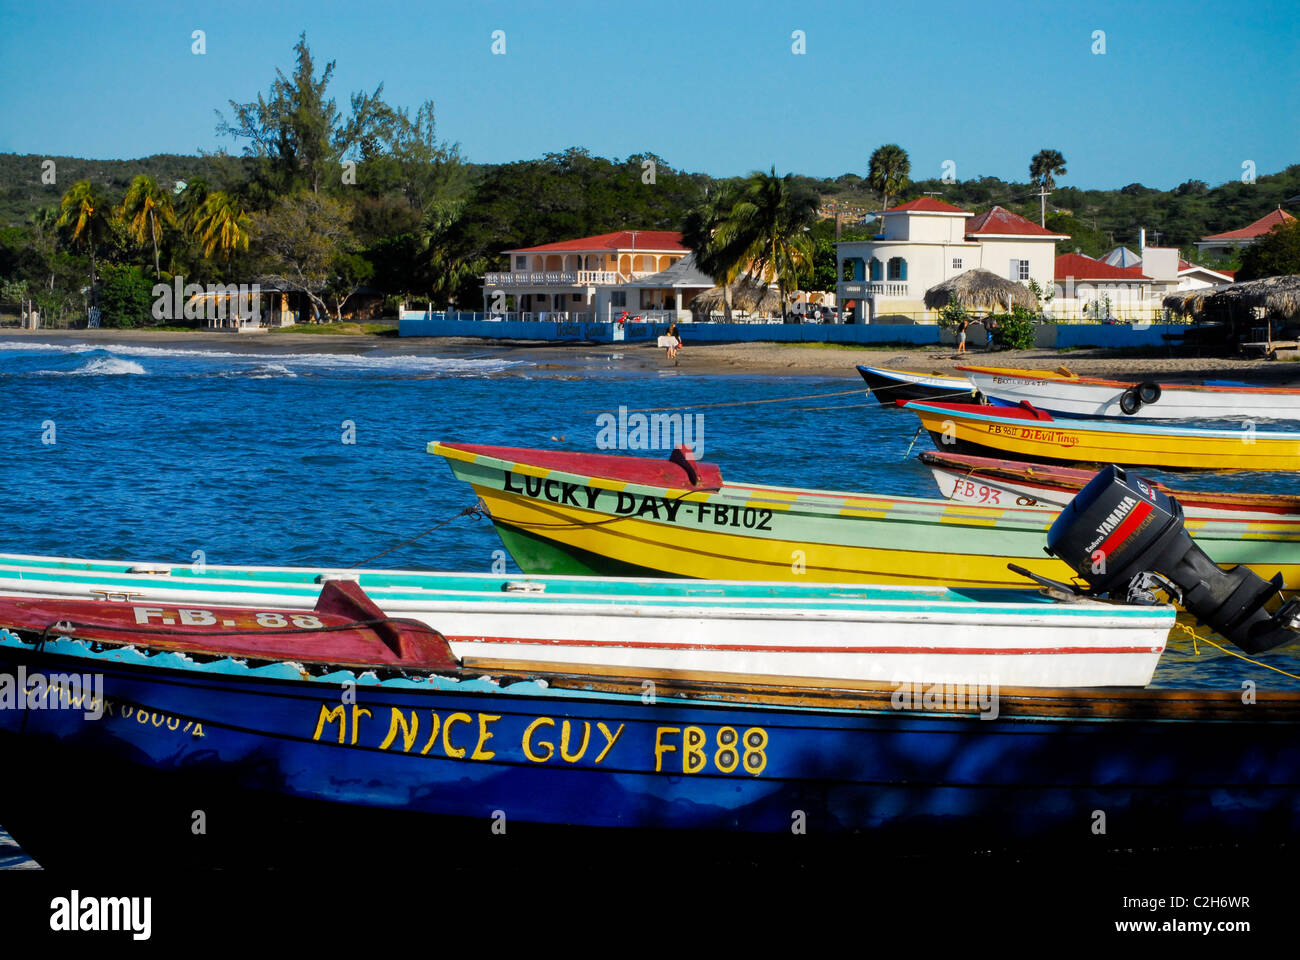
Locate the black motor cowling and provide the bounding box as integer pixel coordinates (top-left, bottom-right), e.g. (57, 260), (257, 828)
(1043, 465), (1299, 654)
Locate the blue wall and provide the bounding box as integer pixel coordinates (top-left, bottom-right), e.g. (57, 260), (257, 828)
(399, 314), (1194, 349)
(399, 314), (942, 345)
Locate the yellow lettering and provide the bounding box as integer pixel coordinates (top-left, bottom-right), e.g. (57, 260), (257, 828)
(522, 717), (555, 762)
(379, 708), (420, 752)
(442, 712), (472, 758)
(593, 722), (624, 764)
(559, 720), (590, 762)
(312, 704), (347, 744)
(419, 711), (442, 755)
(350, 704), (372, 745)
(654, 727), (680, 772)
(471, 713), (501, 760)
(682, 725), (707, 774)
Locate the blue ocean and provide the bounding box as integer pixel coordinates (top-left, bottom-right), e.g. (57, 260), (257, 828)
(2, 337), (1298, 867)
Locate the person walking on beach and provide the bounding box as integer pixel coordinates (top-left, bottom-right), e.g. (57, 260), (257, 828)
(957, 317), (968, 354)
(664, 322), (682, 363)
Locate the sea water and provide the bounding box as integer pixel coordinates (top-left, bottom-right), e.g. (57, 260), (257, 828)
(1, 338), (1297, 866)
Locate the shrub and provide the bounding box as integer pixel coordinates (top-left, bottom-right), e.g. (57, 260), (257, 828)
(98, 264), (154, 328)
(936, 295), (970, 330)
(989, 305), (1039, 350)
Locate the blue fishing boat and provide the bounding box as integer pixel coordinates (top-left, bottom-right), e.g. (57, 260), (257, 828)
(2, 584), (1298, 868)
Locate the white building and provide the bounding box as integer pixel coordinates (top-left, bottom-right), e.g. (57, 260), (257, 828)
(835, 199), (1066, 322)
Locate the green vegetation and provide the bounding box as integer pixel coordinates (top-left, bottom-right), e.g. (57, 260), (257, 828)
(1238, 219), (1300, 281)
(987, 306), (1039, 350)
(0, 31), (1297, 331)
(268, 322), (396, 336)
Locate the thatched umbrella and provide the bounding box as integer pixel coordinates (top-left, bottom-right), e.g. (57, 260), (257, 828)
(1163, 275), (1300, 327)
(690, 274), (780, 321)
(924, 269), (1039, 314)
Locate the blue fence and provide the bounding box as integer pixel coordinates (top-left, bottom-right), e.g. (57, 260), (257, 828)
(398, 313), (1195, 349)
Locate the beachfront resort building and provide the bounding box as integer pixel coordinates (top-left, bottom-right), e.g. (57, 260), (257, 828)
(834, 200), (1067, 322)
(1195, 207), (1296, 259)
(481, 230), (712, 323)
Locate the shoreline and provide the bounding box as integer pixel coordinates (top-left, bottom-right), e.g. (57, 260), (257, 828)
(2, 327), (1298, 383)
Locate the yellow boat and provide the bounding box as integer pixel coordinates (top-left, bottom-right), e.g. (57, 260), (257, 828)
(429, 442), (1300, 590)
(902, 400), (1300, 471)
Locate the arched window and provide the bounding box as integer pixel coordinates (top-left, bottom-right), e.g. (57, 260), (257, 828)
(869, 257), (883, 281)
(887, 257), (907, 281)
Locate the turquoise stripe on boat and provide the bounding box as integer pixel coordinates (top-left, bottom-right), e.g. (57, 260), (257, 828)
(906, 402), (1300, 439)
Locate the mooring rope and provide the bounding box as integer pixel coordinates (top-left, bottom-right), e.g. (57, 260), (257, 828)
(350, 501), (486, 567)
(1172, 621), (1300, 681)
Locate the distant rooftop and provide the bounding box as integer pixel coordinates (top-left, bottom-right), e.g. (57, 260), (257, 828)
(1055, 253), (1149, 282)
(965, 205), (1068, 239)
(1201, 207), (1296, 242)
(509, 230), (687, 253)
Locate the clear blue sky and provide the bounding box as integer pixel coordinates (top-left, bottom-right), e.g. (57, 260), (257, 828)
(1, 0), (1296, 190)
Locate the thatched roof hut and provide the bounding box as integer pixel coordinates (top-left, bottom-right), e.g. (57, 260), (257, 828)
(690, 273), (780, 320)
(1163, 275), (1300, 328)
(923, 269), (1038, 313)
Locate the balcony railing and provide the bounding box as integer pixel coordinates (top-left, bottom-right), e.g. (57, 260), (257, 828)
(484, 270), (622, 286)
(838, 281), (910, 298)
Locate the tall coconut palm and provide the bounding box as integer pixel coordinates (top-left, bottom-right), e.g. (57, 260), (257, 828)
(55, 180), (112, 298)
(191, 191), (252, 269)
(867, 144), (911, 219)
(1030, 149), (1067, 225)
(681, 181), (747, 322)
(715, 168), (818, 319)
(120, 175), (178, 278)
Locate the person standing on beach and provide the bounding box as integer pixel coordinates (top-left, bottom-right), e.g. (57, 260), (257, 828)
(985, 317), (997, 351)
(957, 317), (968, 354)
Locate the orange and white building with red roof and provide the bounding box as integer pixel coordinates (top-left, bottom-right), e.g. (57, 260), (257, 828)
(482, 230), (710, 322)
(835, 199), (1067, 321)
(1195, 207), (1296, 259)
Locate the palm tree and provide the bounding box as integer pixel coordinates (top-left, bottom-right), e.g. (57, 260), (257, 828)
(190, 191), (252, 269)
(55, 180), (112, 300)
(867, 144), (911, 221)
(681, 181), (747, 322)
(715, 168), (818, 319)
(120, 175), (178, 278)
(1029, 149), (1067, 226)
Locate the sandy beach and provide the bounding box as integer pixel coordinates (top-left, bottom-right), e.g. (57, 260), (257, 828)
(3, 327), (1298, 383)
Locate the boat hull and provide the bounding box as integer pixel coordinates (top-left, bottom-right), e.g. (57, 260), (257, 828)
(857, 365), (977, 406)
(905, 400), (1300, 471)
(920, 451), (1300, 518)
(963, 366), (1300, 420)
(3, 633), (1299, 866)
(0, 559), (1173, 687)
(427, 443), (1300, 592)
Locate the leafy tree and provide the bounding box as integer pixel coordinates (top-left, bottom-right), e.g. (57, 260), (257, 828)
(119, 175), (177, 277)
(1237, 220), (1300, 280)
(218, 32), (396, 194)
(97, 263), (153, 328)
(867, 144), (910, 214)
(990, 306), (1038, 350)
(1029, 149), (1067, 225)
(251, 190), (357, 319)
(936, 296), (970, 330)
(55, 180), (112, 296)
(191, 191), (252, 267)
(715, 168), (818, 317)
(681, 180), (747, 322)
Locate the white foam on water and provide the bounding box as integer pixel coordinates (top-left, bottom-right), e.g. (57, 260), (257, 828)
(0, 341), (527, 374)
(42, 357), (147, 376)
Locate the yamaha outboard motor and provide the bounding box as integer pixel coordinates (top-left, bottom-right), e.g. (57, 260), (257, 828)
(1014, 465), (1300, 654)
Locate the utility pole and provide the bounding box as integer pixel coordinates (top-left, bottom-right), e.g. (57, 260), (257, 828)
(1035, 186), (1051, 226)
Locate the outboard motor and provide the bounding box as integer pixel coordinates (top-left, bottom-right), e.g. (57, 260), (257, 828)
(1013, 465), (1300, 654)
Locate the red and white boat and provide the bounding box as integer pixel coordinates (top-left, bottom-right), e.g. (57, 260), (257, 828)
(921, 450), (1300, 519)
(961, 365), (1300, 420)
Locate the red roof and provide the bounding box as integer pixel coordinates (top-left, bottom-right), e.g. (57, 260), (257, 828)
(965, 206), (1068, 238)
(510, 230), (687, 253)
(883, 197), (970, 214)
(1201, 208), (1296, 242)
(1054, 253), (1150, 282)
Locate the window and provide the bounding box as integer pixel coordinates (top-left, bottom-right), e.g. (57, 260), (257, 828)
(611, 291), (627, 307)
(887, 257), (907, 281)
(952, 258), (963, 270)
(869, 258), (882, 281)
(515, 255), (526, 271)
(1012, 259), (1030, 281)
